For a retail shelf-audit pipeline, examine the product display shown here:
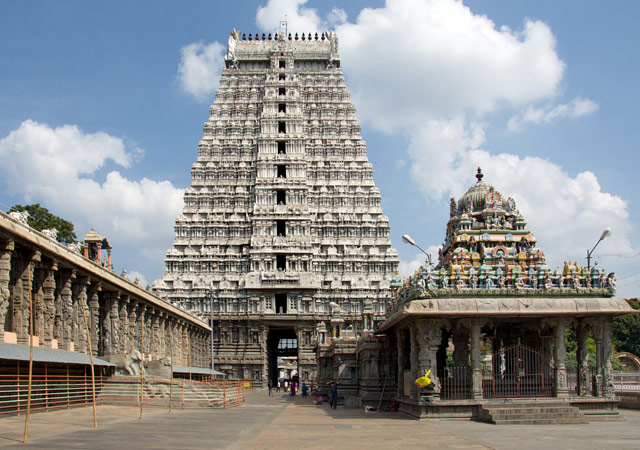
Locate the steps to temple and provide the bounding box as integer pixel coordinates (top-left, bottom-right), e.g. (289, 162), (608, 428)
(478, 401), (589, 425)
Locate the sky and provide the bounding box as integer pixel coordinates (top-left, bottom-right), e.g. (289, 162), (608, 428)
(1, 0), (639, 297)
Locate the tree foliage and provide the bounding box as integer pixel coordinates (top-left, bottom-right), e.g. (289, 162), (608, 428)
(612, 298), (640, 357)
(8, 204), (78, 245)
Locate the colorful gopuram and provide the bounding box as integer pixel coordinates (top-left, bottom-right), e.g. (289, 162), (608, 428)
(369, 169), (635, 421)
(393, 168), (615, 303)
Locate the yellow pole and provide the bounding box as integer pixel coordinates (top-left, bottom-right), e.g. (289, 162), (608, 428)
(79, 289), (98, 428)
(139, 311), (144, 420)
(23, 263), (34, 443)
(169, 324), (174, 412)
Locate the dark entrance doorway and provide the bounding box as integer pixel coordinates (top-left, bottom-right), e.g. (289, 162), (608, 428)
(483, 344), (554, 398)
(267, 328), (298, 386)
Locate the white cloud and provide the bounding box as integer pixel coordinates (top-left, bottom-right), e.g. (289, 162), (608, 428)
(336, 0), (565, 132)
(256, 0), (323, 33)
(0, 120), (184, 253)
(124, 270), (149, 289)
(177, 41), (225, 102)
(399, 245), (441, 277)
(405, 116), (633, 270)
(508, 97), (599, 131)
(398, 253), (424, 278)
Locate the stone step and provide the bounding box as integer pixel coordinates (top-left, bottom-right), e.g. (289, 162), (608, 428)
(491, 418), (589, 425)
(479, 402), (588, 425)
(486, 407), (582, 416)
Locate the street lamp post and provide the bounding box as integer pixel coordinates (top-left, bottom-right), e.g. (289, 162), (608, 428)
(586, 228), (611, 271)
(402, 234), (432, 265)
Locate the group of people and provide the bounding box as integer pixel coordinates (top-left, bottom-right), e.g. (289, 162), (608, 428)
(267, 378), (341, 409)
(267, 379), (308, 397)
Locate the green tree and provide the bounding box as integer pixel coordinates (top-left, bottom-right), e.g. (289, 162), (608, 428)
(612, 298), (640, 357)
(8, 204), (78, 245)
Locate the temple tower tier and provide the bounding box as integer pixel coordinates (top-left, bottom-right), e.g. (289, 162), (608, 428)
(154, 30), (399, 384)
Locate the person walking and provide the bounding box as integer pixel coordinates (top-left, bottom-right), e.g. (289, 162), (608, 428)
(268, 379), (273, 396)
(326, 379), (341, 409)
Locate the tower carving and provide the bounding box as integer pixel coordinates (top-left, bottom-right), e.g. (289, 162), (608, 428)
(154, 30), (398, 383)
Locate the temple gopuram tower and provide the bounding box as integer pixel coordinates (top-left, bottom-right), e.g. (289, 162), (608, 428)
(154, 30), (398, 384)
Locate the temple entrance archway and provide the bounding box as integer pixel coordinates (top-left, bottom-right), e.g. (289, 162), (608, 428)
(267, 328), (298, 386)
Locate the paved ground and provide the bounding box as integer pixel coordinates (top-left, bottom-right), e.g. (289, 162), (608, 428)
(1, 390), (639, 449)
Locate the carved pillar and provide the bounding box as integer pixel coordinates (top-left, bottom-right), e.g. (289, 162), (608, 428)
(88, 282), (100, 356)
(576, 323), (590, 397)
(594, 319), (614, 398)
(41, 260), (57, 347)
(59, 270), (74, 350)
(74, 276), (90, 353)
(118, 295), (129, 354)
(138, 304), (147, 359)
(416, 319), (442, 401)
(0, 240), (13, 341)
(108, 292), (120, 356)
(409, 322), (419, 400)
(150, 310), (159, 359)
(128, 300), (138, 352)
(395, 328), (406, 398)
(13, 251), (40, 344)
(33, 262), (45, 343)
(553, 319), (569, 397)
(157, 313), (166, 360)
(470, 321), (483, 400)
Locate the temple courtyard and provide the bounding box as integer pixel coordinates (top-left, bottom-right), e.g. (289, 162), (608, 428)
(1, 390), (639, 449)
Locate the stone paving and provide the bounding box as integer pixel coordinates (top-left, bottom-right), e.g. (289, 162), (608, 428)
(0, 390), (639, 449)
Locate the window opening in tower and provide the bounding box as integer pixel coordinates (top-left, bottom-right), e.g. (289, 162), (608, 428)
(277, 165), (287, 178)
(277, 220), (286, 236)
(275, 293), (287, 313)
(276, 190), (286, 204)
(278, 141), (286, 154)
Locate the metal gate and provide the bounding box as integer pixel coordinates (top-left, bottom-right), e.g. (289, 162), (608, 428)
(483, 344), (554, 398)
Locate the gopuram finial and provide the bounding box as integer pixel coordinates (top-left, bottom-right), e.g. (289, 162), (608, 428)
(476, 167), (484, 182)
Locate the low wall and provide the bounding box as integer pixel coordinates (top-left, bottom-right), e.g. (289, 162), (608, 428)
(617, 392), (640, 409)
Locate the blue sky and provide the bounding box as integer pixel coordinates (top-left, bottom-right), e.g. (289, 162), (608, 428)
(1, 0), (639, 297)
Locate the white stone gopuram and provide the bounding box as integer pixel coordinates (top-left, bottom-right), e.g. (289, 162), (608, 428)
(154, 30), (398, 384)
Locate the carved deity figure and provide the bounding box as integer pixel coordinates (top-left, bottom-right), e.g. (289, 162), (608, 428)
(226, 28), (241, 61)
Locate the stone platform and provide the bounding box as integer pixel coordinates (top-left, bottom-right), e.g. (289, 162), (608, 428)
(1, 390), (640, 449)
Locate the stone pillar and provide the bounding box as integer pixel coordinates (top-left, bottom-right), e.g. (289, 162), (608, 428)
(150, 310), (159, 360)
(129, 300), (138, 352)
(138, 304), (147, 358)
(59, 270), (74, 350)
(416, 319), (442, 402)
(576, 323), (590, 397)
(107, 292), (120, 356)
(395, 328), (406, 398)
(470, 321), (483, 400)
(33, 263), (45, 343)
(88, 283), (100, 356)
(409, 322), (420, 400)
(0, 240), (13, 341)
(14, 252), (40, 344)
(157, 313), (166, 360)
(594, 319), (615, 398)
(41, 260), (57, 347)
(119, 295), (130, 353)
(75, 276), (90, 353)
(553, 320), (569, 397)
